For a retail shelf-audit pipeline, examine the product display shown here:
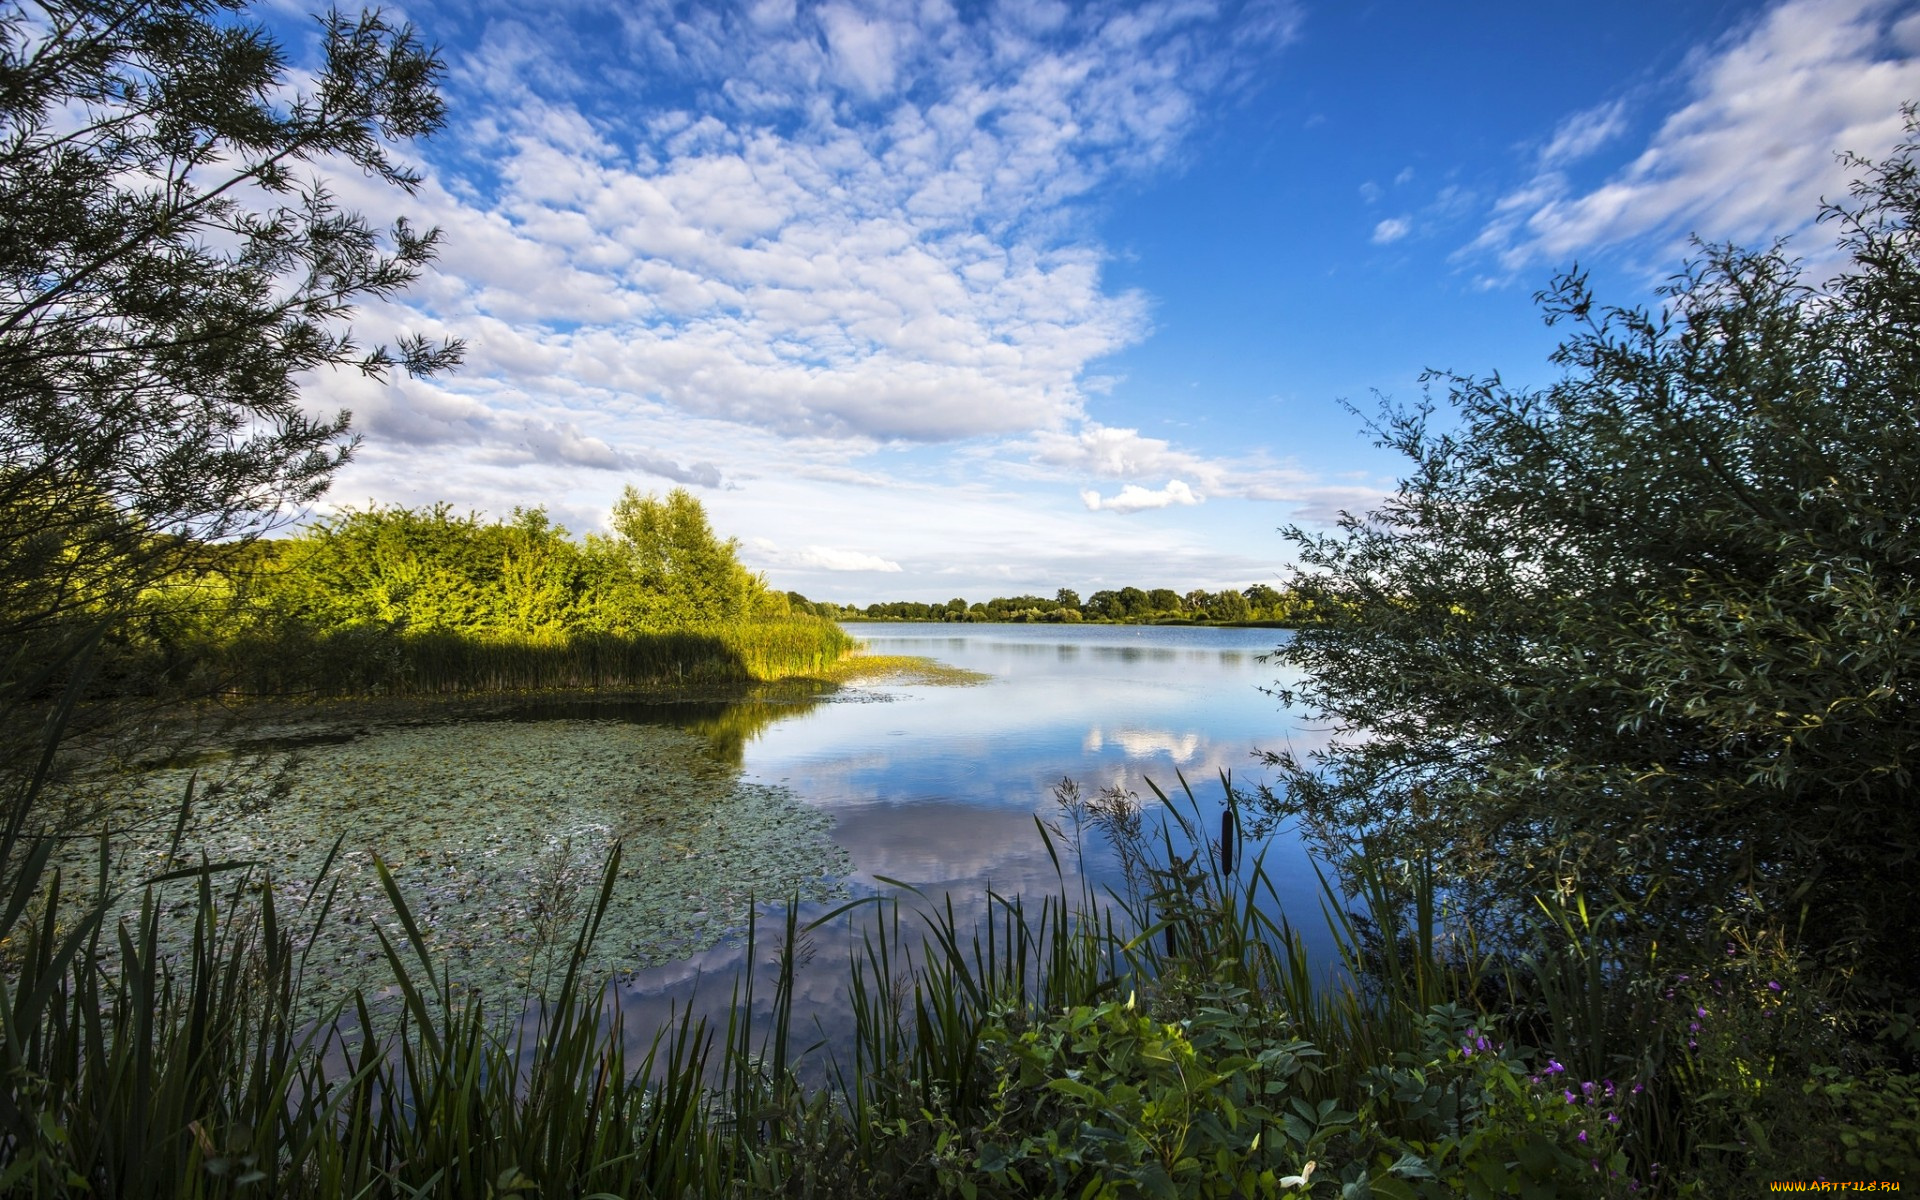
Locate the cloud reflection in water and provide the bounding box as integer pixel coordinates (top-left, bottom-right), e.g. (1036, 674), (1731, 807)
(611, 623), (1339, 1070)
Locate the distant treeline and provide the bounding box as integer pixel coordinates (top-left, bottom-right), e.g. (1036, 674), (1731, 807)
(789, 584), (1301, 624)
(116, 488), (853, 698)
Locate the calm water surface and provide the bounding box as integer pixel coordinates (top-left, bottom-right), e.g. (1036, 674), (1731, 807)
(612, 622), (1338, 1045)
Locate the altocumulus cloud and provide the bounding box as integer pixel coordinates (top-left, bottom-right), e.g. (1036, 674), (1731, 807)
(332, 0), (1303, 470)
(1371, 216), (1411, 244)
(336, 373), (726, 486)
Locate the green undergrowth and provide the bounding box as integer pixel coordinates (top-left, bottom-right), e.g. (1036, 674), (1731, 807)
(194, 619), (856, 698)
(3, 741), (1915, 1196)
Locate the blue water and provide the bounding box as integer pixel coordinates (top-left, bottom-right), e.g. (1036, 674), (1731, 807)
(611, 622), (1340, 1046)
(752, 624), (1318, 893)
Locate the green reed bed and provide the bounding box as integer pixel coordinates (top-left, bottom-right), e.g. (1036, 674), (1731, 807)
(0, 765), (1565, 1198)
(5, 750), (1915, 1196)
(198, 619), (855, 698)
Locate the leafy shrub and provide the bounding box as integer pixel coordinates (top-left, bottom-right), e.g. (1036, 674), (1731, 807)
(1365, 1006), (1636, 1199)
(937, 988), (1342, 1199)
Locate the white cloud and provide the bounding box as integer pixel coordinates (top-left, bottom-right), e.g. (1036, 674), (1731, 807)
(271, 1), (1360, 598)
(1016, 421), (1389, 525)
(1249, 482), (1389, 526)
(1371, 215), (1411, 244)
(1472, 0), (1920, 272)
(1026, 422), (1218, 484)
(1539, 98), (1628, 167)
(747, 539), (903, 572)
(818, 3), (905, 98)
(1079, 479), (1202, 513)
(332, 371), (729, 486)
(314, 0), (1303, 463)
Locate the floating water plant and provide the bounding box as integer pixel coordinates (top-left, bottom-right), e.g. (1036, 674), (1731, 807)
(59, 719), (850, 1013)
(824, 653), (993, 687)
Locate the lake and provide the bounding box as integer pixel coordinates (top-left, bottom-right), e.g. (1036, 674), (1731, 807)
(73, 622), (1336, 1048)
(608, 621), (1338, 1049)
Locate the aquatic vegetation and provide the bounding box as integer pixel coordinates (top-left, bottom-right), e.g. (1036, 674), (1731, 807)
(56, 719), (850, 1012)
(204, 619), (855, 697)
(7, 743), (1914, 1196)
(822, 653), (993, 687)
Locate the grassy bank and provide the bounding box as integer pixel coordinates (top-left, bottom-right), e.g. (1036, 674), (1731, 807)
(817, 651), (992, 686)
(193, 619), (856, 698)
(49, 495), (856, 708)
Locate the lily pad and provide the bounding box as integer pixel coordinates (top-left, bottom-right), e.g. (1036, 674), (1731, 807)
(56, 718), (850, 1015)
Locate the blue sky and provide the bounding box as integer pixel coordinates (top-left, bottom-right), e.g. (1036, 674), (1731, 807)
(279, 0), (1920, 602)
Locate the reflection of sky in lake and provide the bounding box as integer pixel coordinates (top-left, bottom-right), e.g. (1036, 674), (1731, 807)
(611, 624), (1342, 1064)
(746, 624), (1324, 890)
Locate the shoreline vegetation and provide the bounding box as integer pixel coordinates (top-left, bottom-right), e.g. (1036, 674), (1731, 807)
(11, 759), (1913, 1196)
(54, 492), (1060, 717)
(840, 614), (1295, 628)
(1, 759), (1621, 1197)
(125, 490), (859, 701)
(5, 3), (1918, 1192)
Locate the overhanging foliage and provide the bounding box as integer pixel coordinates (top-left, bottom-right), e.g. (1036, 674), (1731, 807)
(1267, 118), (1920, 994)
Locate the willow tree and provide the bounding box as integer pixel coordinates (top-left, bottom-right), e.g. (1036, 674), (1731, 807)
(0, 0), (459, 684)
(594, 486), (761, 629)
(1268, 121), (1920, 994)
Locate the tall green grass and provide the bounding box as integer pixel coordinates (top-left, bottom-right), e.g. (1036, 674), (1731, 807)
(196, 618), (855, 697)
(0, 734), (1459, 1198)
(5, 705), (1911, 1197)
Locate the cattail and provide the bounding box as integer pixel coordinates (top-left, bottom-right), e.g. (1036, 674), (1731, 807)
(1219, 808), (1236, 875)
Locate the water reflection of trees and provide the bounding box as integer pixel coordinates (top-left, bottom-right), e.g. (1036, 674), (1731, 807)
(496, 694), (828, 767)
(679, 699), (825, 765)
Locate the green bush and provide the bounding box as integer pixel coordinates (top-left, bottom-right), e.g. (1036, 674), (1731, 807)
(1363, 1006), (1634, 1199)
(944, 990), (1341, 1199)
(1265, 115), (1920, 996)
